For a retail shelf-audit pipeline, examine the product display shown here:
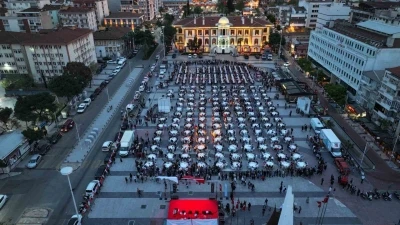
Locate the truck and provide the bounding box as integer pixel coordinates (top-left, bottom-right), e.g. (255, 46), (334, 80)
(320, 129), (342, 157)
(310, 118), (324, 134)
(119, 130), (134, 157)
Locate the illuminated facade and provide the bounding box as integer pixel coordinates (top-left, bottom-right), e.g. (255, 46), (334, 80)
(173, 16), (273, 53)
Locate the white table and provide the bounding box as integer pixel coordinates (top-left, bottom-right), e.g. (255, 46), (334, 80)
(232, 161), (240, 168)
(147, 154), (157, 160)
(278, 153), (286, 159)
(296, 161), (307, 169)
(273, 145), (283, 150)
(271, 136), (279, 142)
(212, 123), (221, 129)
(180, 162), (189, 169)
(198, 152), (205, 158)
(237, 117), (245, 123)
(213, 130), (221, 136)
(215, 152), (224, 158)
(197, 162), (206, 168)
(172, 118), (180, 123)
(153, 137), (161, 143)
(167, 153), (174, 160)
(199, 117), (206, 122)
(197, 144), (206, 151)
(198, 137), (206, 143)
(261, 117), (270, 122)
(248, 162), (259, 169)
(231, 153), (240, 160)
(262, 152), (271, 159)
(169, 137), (178, 143)
(281, 129), (288, 135)
(164, 162), (173, 168)
(199, 123), (206, 129)
(228, 137), (236, 142)
(257, 137), (265, 143)
(289, 145), (298, 151)
(151, 145), (159, 151)
(246, 153), (255, 160)
(250, 118), (257, 123)
(259, 145), (268, 151)
(267, 130), (276, 135)
(183, 130), (191, 135)
(274, 117), (282, 122)
(215, 145), (223, 152)
(271, 111), (279, 116)
(284, 137), (292, 142)
(265, 161), (274, 167)
(240, 130), (248, 135)
(292, 153), (301, 160)
(185, 123), (192, 129)
(244, 144), (252, 151)
(277, 122), (286, 128)
(169, 130), (178, 136)
(216, 162), (225, 168)
(157, 124), (165, 129)
(181, 153), (190, 159)
(182, 144), (190, 151)
(280, 161), (290, 168)
(155, 130), (163, 136)
(238, 123), (246, 129)
(229, 145), (238, 152)
(199, 129), (207, 135)
(145, 161), (154, 167)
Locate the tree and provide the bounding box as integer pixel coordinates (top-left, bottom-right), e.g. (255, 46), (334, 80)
(163, 13), (175, 25)
(163, 24), (177, 49)
(188, 36), (201, 51)
(193, 6), (203, 15)
(237, 38), (243, 53)
(276, 25), (281, 31)
(63, 62), (92, 85)
(324, 83), (346, 106)
(267, 14), (276, 24)
(22, 128), (45, 144)
(159, 6), (164, 14)
(1, 74), (34, 90)
(184, 0), (191, 17)
(235, 0), (245, 11)
(325, 119), (335, 129)
(216, 0), (227, 13)
(226, 0), (235, 13)
(268, 32), (286, 52)
(297, 58), (313, 72)
(134, 30), (155, 53)
(14, 93), (57, 124)
(123, 31), (135, 50)
(49, 74), (86, 101)
(0, 107), (19, 131)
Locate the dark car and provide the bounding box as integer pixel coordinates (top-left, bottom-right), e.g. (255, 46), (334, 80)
(99, 81), (107, 90)
(121, 121), (129, 130)
(262, 54), (267, 60)
(90, 93), (96, 101)
(127, 54), (133, 59)
(244, 54), (249, 59)
(94, 165), (107, 180)
(255, 54), (261, 59)
(60, 119), (74, 132)
(198, 54), (203, 58)
(104, 152), (113, 164)
(38, 143), (51, 155)
(114, 131), (123, 142)
(94, 87), (101, 96)
(172, 53), (176, 58)
(48, 132), (62, 144)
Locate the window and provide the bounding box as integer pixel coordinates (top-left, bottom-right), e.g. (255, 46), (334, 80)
(188, 30), (192, 36)
(231, 30), (235, 35)
(245, 30), (249, 35)
(178, 37), (183, 42)
(212, 38), (216, 44)
(205, 38), (209, 45)
(238, 30), (242, 35)
(212, 30), (216, 35)
(230, 38), (234, 45)
(205, 30), (209, 35)
(254, 39), (259, 45)
(244, 38), (248, 45)
(255, 30), (259, 35)
(198, 30), (202, 35)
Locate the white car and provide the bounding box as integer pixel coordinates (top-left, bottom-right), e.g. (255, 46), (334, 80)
(150, 66), (155, 71)
(283, 62), (290, 67)
(27, 154), (42, 169)
(115, 66), (122, 70)
(193, 54), (198, 58)
(0, 195), (8, 209)
(156, 55), (160, 60)
(139, 85), (145, 92)
(83, 98), (91, 106)
(134, 93), (140, 100)
(77, 103), (87, 113)
(188, 54), (192, 58)
(68, 214), (82, 225)
(112, 69), (120, 76)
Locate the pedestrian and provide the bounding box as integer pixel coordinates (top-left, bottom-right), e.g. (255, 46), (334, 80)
(265, 198), (268, 206)
(120, 157), (123, 162)
(350, 178), (353, 184)
(283, 186), (287, 193)
(321, 178), (324, 185)
(361, 177), (364, 184)
(279, 186), (283, 193)
(289, 110), (292, 116)
(328, 186), (332, 194)
(125, 177), (128, 183)
(357, 189), (360, 196)
(298, 206), (302, 214)
(262, 206), (266, 216)
(129, 173), (133, 182)
(232, 208), (236, 217)
(248, 202), (251, 211)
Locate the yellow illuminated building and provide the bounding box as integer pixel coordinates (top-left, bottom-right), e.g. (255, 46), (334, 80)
(173, 16), (273, 53)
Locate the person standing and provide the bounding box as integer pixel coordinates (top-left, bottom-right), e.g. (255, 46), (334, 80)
(321, 178), (324, 185)
(298, 206), (302, 214)
(248, 202), (252, 211)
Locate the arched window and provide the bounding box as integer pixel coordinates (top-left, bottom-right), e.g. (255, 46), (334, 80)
(205, 38), (209, 45)
(178, 28), (182, 33)
(178, 37), (183, 42)
(254, 39), (259, 45)
(262, 36), (267, 42)
(230, 38), (234, 45)
(244, 38), (248, 45)
(198, 39), (203, 47)
(212, 38), (216, 44)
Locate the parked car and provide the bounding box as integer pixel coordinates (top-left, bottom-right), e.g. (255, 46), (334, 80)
(89, 93), (97, 101)
(100, 81), (107, 88)
(48, 132), (62, 144)
(198, 54), (203, 58)
(94, 165), (107, 180)
(85, 180), (100, 197)
(77, 103), (87, 113)
(94, 87), (101, 96)
(188, 54), (192, 59)
(121, 120), (129, 130)
(261, 54), (267, 60)
(27, 154), (42, 169)
(193, 53), (198, 58)
(38, 143), (51, 155)
(83, 98), (92, 106)
(101, 141), (114, 152)
(112, 69), (120, 76)
(0, 195), (8, 209)
(67, 214), (82, 225)
(172, 53), (176, 58)
(255, 54), (261, 59)
(283, 62), (290, 67)
(244, 54), (249, 59)
(60, 119), (74, 132)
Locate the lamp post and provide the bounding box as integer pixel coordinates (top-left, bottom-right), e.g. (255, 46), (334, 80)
(60, 167), (79, 217)
(360, 141), (370, 168)
(74, 122), (83, 151)
(162, 25), (165, 59)
(278, 30), (283, 57)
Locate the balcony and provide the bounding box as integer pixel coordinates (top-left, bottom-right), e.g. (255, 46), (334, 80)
(378, 87), (395, 101)
(382, 76), (400, 91)
(376, 97), (391, 111)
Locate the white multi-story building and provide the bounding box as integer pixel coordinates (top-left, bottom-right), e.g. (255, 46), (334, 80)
(59, 7), (97, 31)
(308, 20), (400, 93)
(316, 2), (350, 28)
(104, 12), (144, 30)
(0, 28), (96, 83)
(5, 0), (51, 15)
(350, 1), (400, 24)
(121, 0), (155, 20)
(0, 6), (56, 32)
(72, 0), (110, 26)
(289, 6), (307, 28)
(93, 27), (131, 58)
(298, 0), (333, 29)
(356, 69), (383, 111)
(373, 67), (400, 123)
(154, 0), (162, 17)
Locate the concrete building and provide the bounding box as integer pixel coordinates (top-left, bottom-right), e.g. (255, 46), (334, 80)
(0, 27), (96, 83)
(162, 0), (187, 9)
(93, 27), (131, 58)
(350, 1), (400, 24)
(5, 0), (51, 16)
(173, 16), (273, 54)
(298, 0), (333, 29)
(107, 0), (120, 13)
(289, 6), (307, 28)
(316, 2), (351, 28)
(0, 131), (30, 174)
(72, 0), (110, 26)
(356, 69), (383, 113)
(59, 7), (97, 31)
(373, 67), (400, 123)
(42, 4), (62, 27)
(104, 12), (144, 30)
(308, 20), (400, 93)
(120, 0), (155, 20)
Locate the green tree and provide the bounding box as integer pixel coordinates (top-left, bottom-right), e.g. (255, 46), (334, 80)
(64, 62), (92, 85)
(188, 36), (201, 51)
(123, 31), (135, 50)
(159, 6), (164, 14)
(134, 30), (155, 53)
(184, 0), (191, 17)
(268, 32), (286, 52)
(0, 74), (34, 90)
(193, 6), (203, 15)
(235, 0), (245, 11)
(324, 83), (346, 106)
(276, 25), (281, 31)
(325, 119), (335, 128)
(22, 128), (45, 144)
(226, 0), (235, 13)
(14, 93), (57, 124)
(297, 58), (313, 72)
(267, 14), (276, 24)
(163, 24), (177, 49)
(48, 74), (86, 101)
(163, 13), (175, 25)
(216, 0), (227, 13)
(0, 107), (19, 131)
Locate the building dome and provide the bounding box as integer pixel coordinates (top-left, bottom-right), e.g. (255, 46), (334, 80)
(218, 17), (230, 24)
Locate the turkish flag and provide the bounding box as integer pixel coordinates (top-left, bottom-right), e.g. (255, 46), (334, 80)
(322, 196), (329, 203)
(317, 201), (322, 208)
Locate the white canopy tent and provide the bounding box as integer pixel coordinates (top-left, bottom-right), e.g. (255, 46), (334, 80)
(158, 97), (171, 113)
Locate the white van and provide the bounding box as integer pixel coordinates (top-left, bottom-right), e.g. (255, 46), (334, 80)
(85, 180), (100, 197)
(310, 118), (324, 134)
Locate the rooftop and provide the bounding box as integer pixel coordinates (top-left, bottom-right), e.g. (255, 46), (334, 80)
(0, 27), (92, 45)
(363, 70), (384, 82)
(387, 66), (400, 80)
(19, 7), (42, 12)
(93, 27), (131, 40)
(60, 6), (94, 13)
(42, 4), (62, 10)
(293, 6), (306, 12)
(105, 12), (144, 18)
(359, 1), (400, 10)
(0, 131), (25, 160)
(357, 20), (400, 35)
(173, 16), (272, 28)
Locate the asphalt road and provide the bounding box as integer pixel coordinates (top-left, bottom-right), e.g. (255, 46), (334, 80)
(0, 45), (164, 225)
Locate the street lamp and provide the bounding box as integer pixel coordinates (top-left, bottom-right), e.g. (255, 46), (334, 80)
(360, 141), (371, 168)
(60, 167), (79, 217)
(162, 26), (165, 59)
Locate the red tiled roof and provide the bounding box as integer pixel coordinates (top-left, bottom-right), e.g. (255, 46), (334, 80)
(105, 12), (144, 18)
(0, 28), (92, 45)
(173, 16), (272, 28)
(93, 27), (131, 40)
(387, 66), (400, 79)
(60, 6), (94, 13)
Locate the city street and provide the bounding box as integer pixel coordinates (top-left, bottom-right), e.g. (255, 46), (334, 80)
(0, 45), (164, 225)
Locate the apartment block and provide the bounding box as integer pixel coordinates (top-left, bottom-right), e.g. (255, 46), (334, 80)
(0, 27), (96, 83)
(289, 6), (307, 28)
(350, 1), (400, 25)
(59, 7), (97, 31)
(104, 12), (144, 30)
(121, 0), (155, 20)
(298, 0), (333, 28)
(93, 26), (131, 58)
(72, 0), (110, 26)
(308, 20), (400, 93)
(316, 2), (350, 28)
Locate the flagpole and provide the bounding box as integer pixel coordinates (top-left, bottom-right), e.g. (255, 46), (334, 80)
(315, 204), (322, 225)
(319, 199), (330, 225)
(316, 202), (326, 225)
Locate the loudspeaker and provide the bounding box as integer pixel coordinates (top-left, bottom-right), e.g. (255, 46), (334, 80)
(171, 195), (179, 200)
